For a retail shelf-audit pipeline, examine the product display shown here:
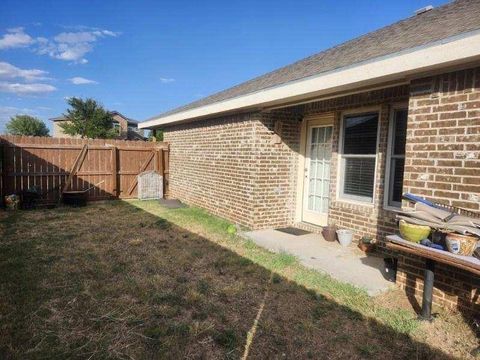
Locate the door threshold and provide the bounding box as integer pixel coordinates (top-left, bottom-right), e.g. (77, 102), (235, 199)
(295, 222), (324, 234)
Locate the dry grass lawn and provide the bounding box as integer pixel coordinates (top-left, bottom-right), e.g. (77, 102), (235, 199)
(0, 200), (478, 359)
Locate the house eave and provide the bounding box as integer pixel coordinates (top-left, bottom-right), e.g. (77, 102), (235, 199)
(139, 29), (480, 129)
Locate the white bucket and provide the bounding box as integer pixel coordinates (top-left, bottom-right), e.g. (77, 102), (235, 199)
(336, 229), (354, 247)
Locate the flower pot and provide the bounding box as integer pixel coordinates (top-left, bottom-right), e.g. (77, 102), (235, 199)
(445, 233), (478, 256)
(358, 242), (375, 253)
(322, 226), (337, 242)
(336, 229), (353, 247)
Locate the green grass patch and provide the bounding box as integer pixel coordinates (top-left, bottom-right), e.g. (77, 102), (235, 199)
(130, 200), (418, 334)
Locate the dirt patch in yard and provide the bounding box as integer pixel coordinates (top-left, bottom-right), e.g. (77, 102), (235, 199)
(0, 201), (477, 359)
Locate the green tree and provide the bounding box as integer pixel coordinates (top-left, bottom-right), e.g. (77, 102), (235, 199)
(60, 97), (117, 139)
(5, 115), (50, 136)
(149, 129), (164, 142)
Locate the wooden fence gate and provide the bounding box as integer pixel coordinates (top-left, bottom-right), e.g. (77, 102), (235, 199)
(0, 135), (169, 204)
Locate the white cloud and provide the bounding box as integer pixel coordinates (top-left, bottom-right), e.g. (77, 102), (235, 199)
(0, 26), (119, 64)
(0, 62), (54, 96)
(36, 28), (119, 64)
(0, 82), (56, 95)
(0, 27), (34, 49)
(101, 30), (118, 37)
(160, 77), (175, 84)
(0, 61), (50, 82)
(54, 31), (98, 44)
(69, 76), (98, 85)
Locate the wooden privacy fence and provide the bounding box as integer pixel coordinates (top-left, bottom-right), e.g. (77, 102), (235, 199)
(0, 135), (169, 204)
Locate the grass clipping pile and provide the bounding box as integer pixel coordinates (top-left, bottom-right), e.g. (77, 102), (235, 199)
(0, 201), (478, 359)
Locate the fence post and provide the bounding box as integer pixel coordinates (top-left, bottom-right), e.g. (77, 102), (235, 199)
(154, 149), (159, 172)
(163, 148), (169, 198)
(111, 146), (118, 198)
(1, 142), (6, 201)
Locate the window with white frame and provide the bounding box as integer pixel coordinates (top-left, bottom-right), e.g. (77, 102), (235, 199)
(340, 112), (379, 202)
(385, 108), (407, 208)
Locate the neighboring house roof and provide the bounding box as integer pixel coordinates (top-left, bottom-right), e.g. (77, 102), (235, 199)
(110, 111), (139, 125)
(141, 0), (480, 128)
(50, 111), (139, 126)
(127, 129), (147, 141)
(50, 116), (68, 122)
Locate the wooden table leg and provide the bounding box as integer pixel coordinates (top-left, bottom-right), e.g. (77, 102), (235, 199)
(419, 258), (435, 321)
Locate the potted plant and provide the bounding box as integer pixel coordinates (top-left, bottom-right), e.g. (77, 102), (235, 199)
(322, 221), (337, 242)
(358, 236), (376, 253)
(337, 228), (354, 247)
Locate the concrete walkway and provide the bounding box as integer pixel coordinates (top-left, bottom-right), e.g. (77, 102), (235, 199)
(241, 229), (394, 296)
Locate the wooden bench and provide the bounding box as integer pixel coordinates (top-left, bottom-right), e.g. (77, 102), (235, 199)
(386, 234), (480, 320)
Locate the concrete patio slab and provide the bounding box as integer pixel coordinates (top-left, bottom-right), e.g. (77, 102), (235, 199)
(241, 229), (394, 296)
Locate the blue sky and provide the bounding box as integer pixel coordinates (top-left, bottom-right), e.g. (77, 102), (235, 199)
(0, 0), (448, 133)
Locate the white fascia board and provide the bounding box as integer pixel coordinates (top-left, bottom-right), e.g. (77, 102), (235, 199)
(140, 30), (480, 129)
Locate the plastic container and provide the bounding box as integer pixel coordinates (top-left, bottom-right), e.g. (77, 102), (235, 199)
(445, 233), (478, 256)
(322, 225), (337, 242)
(62, 191), (88, 207)
(336, 229), (353, 247)
(383, 258), (398, 282)
(399, 220), (431, 243)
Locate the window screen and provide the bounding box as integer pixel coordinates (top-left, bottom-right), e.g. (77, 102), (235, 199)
(387, 109), (408, 207)
(343, 113), (378, 154)
(341, 112), (379, 202)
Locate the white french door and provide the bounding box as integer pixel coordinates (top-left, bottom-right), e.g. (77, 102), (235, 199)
(302, 124), (333, 226)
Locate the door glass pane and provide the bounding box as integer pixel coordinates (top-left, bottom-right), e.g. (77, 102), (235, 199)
(322, 197), (329, 213)
(324, 146), (331, 161)
(324, 161), (331, 179)
(322, 180), (330, 197)
(318, 144), (325, 160)
(319, 127), (326, 143)
(316, 178), (322, 197)
(309, 177), (315, 193)
(313, 127), (319, 144)
(316, 160), (323, 179)
(306, 126), (333, 214)
(310, 160), (317, 179)
(315, 196), (322, 212)
(325, 126), (332, 144)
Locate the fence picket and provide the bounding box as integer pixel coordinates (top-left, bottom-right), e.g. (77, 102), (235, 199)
(0, 135), (168, 204)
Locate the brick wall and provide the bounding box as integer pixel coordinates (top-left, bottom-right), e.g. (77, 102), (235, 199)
(163, 113), (260, 228)
(405, 67), (480, 211)
(163, 111), (303, 229)
(398, 66), (480, 314)
(251, 110), (301, 229)
(396, 252), (479, 314)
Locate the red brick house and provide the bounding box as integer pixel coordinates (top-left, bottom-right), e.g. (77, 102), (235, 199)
(141, 0), (480, 313)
